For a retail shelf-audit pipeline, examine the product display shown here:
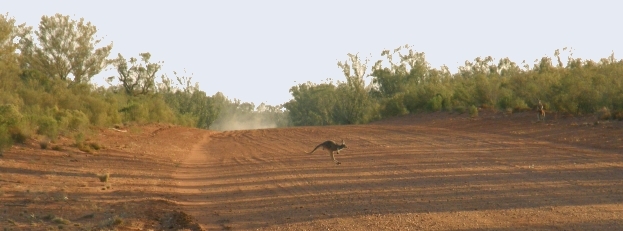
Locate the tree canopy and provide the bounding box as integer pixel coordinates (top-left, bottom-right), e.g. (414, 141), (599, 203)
(19, 13), (112, 83)
(0, 13), (288, 153)
(286, 45), (623, 126)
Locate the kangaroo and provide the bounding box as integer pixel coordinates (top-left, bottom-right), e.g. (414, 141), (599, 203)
(537, 99), (545, 122)
(308, 139), (347, 165)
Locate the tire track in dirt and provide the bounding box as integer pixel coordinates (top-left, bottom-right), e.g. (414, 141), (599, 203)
(172, 131), (212, 196)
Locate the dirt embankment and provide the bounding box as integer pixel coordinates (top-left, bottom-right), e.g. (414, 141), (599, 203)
(1, 111), (622, 230)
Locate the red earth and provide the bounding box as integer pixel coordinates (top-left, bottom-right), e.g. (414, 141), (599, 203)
(1, 110), (622, 230)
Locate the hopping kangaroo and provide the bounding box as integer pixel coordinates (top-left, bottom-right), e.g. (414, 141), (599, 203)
(308, 139), (347, 165)
(537, 99), (545, 122)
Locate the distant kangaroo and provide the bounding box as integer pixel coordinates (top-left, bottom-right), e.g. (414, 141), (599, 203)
(537, 99), (545, 122)
(308, 139), (347, 165)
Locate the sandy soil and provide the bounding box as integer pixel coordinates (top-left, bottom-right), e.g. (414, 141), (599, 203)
(1, 111), (622, 230)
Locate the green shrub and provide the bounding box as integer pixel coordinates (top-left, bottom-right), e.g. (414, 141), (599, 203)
(468, 105), (479, 118)
(74, 132), (86, 145)
(56, 109), (90, 132)
(76, 142), (93, 153)
(51, 145), (64, 151)
(37, 115), (59, 140)
(381, 94), (408, 118)
(148, 97), (176, 123)
(504, 107), (513, 115)
(427, 95), (444, 112)
(511, 98), (530, 112)
(403, 90), (425, 113)
(615, 111), (623, 121)
(0, 125), (13, 155)
(0, 104), (22, 127)
(84, 95), (117, 126)
(8, 126), (29, 144)
(120, 103), (149, 124)
(597, 107), (612, 120)
(88, 142), (102, 150)
(453, 105), (466, 114)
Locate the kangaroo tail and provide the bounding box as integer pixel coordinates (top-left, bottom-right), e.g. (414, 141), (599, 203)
(307, 144), (322, 154)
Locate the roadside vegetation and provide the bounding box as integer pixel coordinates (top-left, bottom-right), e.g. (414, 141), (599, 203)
(0, 13), (289, 153)
(286, 45), (623, 125)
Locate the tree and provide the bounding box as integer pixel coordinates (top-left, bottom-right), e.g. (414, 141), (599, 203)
(335, 53), (377, 124)
(19, 14), (112, 83)
(108, 53), (161, 95)
(0, 14), (25, 84)
(159, 71), (225, 129)
(284, 82), (338, 126)
(370, 45), (438, 114)
(371, 45), (430, 98)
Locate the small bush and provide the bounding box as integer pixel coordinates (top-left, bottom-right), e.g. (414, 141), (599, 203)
(52, 216), (71, 225)
(80, 213), (95, 219)
(43, 214), (71, 225)
(597, 107), (611, 120)
(121, 103), (149, 124)
(74, 132), (86, 145)
(77, 142), (93, 153)
(504, 107), (513, 115)
(0, 125), (12, 156)
(56, 109), (90, 133)
(511, 99), (530, 112)
(0, 104), (22, 127)
(37, 115), (59, 140)
(39, 139), (49, 149)
(427, 95), (444, 112)
(9, 126), (29, 144)
(74, 133), (99, 153)
(381, 94), (409, 118)
(468, 105), (479, 118)
(111, 216), (123, 226)
(51, 145), (64, 151)
(99, 215), (123, 228)
(98, 173), (110, 182)
(453, 105), (466, 114)
(615, 111), (623, 121)
(89, 142), (102, 150)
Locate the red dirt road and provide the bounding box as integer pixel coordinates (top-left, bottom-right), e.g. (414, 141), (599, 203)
(172, 111), (623, 230)
(2, 111), (623, 230)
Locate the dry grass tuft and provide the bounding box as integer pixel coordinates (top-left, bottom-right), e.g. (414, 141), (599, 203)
(99, 215), (123, 228)
(77, 142), (93, 153)
(89, 142), (103, 150)
(80, 213), (95, 219)
(39, 139), (50, 149)
(597, 107), (612, 120)
(97, 173), (110, 182)
(52, 216), (71, 225)
(51, 145), (64, 151)
(76, 141), (104, 153)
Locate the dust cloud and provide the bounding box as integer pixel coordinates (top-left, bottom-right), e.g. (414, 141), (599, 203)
(209, 101), (290, 131)
(210, 116), (278, 131)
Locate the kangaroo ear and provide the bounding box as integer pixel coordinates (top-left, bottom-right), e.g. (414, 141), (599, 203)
(341, 139), (345, 144)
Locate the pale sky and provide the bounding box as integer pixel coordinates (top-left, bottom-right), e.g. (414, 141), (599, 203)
(5, 1), (623, 106)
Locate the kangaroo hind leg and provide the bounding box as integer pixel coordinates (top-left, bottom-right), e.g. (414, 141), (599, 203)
(330, 151), (341, 165)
